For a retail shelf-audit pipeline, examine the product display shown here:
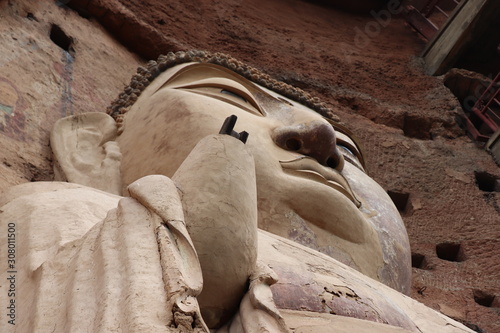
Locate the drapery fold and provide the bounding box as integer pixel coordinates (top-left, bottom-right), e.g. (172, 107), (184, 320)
(0, 181), (206, 333)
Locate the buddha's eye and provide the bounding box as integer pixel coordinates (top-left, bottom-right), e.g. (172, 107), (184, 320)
(220, 89), (247, 103)
(337, 143), (365, 172)
(338, 145), (354, 156)
(338, 144), (357, 162)
(158, 68), (265, 116)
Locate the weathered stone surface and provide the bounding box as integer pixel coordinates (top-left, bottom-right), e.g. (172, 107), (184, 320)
(0, 0), (141, 190)
(0, 0), (499, 331)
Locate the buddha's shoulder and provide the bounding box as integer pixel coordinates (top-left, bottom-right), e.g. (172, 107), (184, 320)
(0, 181), (120, 207)
(0, 182), (120, 231)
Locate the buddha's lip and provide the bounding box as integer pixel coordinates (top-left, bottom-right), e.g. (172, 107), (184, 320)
(280, 157), (361, 207)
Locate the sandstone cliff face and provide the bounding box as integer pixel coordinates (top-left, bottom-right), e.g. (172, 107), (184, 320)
(0, 0), (141, 189)
(1, 0), (499, 332)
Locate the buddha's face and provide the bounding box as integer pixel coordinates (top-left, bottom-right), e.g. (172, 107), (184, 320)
(117, 63), (411, 293)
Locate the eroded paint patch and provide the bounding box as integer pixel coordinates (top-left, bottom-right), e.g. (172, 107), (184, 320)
(0, 78), (28, 141)
(0, 104), (13, 115)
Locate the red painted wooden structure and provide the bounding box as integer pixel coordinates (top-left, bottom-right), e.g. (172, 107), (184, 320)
(465, 72), (500, 142)
(405, 0), (462, 40)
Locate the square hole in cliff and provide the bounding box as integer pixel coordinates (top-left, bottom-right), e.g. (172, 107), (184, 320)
(387, 190), (410, 212)
(474, 170), (499, 192)
(436, 242), (464, 262)
(473, 289), (497, 308)
(50, 24), (74, 54)
(411, 253), (430, 269)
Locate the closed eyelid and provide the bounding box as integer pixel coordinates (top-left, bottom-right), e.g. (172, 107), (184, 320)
(151, 63), (268, 113)
(336, 139), (360, 158)
(337, 140), (365, 172)
(158, 76), (264, 115)
(172, 78), (257, 103)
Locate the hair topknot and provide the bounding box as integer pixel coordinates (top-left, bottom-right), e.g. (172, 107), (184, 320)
(107, 50), (340, 126)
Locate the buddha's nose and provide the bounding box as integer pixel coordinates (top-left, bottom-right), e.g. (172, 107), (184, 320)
(272, 120), (344, 170)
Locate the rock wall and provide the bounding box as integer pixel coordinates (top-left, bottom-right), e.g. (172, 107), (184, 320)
(0, 0), (499, 331)
(0, 0), (141, 189)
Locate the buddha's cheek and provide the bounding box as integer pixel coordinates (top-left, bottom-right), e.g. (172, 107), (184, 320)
(342, 164), (412, 293)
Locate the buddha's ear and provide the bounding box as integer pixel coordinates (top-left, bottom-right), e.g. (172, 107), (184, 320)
(50, 112), (122, 195)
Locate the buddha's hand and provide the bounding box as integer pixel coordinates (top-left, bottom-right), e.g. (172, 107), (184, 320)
(173, 130), (258, 329)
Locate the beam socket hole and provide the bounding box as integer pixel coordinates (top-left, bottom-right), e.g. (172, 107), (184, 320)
(436, 242), (464, 262)
(474, 170), (499, 192)
(387, 190), (410, 212)
(473, 289), (496, 308)
(50, 24), (74, 54)
(411, 253), (430, 269)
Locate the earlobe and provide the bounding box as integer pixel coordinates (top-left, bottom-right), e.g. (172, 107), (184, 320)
(50, 112), (123, 195)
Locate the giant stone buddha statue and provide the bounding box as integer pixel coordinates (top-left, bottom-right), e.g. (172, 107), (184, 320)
(0, 51), (474, 333)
